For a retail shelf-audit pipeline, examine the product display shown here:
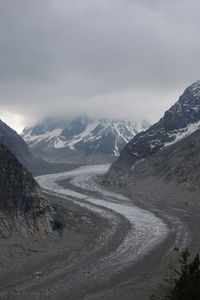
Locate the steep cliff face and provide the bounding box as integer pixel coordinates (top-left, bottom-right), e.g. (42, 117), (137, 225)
(0, 144), (52, 238)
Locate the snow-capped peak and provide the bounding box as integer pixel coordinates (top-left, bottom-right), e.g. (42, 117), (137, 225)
(22, 116), (150, 157)
(108, 80), (200, 170)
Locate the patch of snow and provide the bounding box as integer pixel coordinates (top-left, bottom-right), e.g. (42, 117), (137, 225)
(164, 120), (200, 147)
(113, 123), (130, 144)
(132, 152), (141, 157)
(150, 144), (156, 150)
(53, 138), (66, 149)
(66, 121), (99, 150)
(23, 128), (63, 145)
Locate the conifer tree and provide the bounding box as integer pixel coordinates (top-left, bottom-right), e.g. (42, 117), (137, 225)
(151, 249), (200, 300)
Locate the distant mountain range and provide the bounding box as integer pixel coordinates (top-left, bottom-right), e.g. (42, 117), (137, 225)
(22, 116), (150, 163)
(105, 80), (200, 193)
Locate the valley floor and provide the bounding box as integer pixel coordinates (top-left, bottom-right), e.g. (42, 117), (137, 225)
(0, 165), (200, 299)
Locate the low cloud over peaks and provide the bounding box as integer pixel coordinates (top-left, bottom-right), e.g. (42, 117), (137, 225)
(0, 0), (200, 130)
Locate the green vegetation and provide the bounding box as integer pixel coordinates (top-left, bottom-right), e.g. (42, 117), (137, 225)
(151, 249), (200, 300)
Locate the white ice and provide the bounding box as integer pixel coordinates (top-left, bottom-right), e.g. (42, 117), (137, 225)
(36, 165), (168, 270)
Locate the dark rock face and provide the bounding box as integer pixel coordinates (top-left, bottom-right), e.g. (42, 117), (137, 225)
(0, 119), (31, 163)
(106, 81), (200, 188)
(161, 81), (200, 130)
(75, 129), (117, 155)
(0, 144), (52, 238)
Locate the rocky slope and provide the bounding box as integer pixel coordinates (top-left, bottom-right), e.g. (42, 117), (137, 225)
(22, 116), (150, 162)
(0, 143), (52, 238)
(0, 119), (78, 175)
(105, 80), (200, 191)
(0, 119), (32, 164)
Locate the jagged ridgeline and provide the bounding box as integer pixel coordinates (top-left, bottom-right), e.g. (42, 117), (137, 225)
(0, 144), (52, 238)
(22, 117), (150, 160)
(105, 80), (200, 189)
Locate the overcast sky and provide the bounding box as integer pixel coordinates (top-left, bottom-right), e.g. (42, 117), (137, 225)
(0, 0), (200, 132)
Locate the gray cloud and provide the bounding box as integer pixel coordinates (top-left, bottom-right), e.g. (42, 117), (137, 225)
(0, 0), (200, 129)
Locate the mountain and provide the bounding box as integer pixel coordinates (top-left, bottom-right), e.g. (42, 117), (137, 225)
(105, 80), (200, 191)
(22, 116), (150, 164)
(0, 119), (32, 164)
(0, 143), (52, 238)
(0, 119), (78, 175)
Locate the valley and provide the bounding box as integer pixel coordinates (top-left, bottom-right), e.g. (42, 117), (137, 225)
(1, 164), (199, 299)
(1, 2), (200, 298)
(1, 81), (200, 299)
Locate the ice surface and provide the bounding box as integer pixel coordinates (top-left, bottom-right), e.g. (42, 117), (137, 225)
(36, 165), (168, 270)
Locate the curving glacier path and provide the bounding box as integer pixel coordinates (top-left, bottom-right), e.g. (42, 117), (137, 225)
(36, 165), (168, 275)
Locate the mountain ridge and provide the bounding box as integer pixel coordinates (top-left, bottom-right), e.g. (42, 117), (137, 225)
(22, 116), (150, 163)
(105, 80), (200, 191)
